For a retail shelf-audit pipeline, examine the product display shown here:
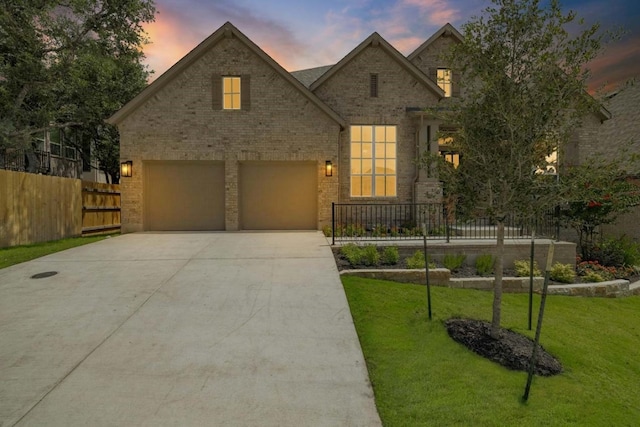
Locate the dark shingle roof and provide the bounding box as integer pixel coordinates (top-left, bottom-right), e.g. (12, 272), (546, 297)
(290, 65), (334, 88)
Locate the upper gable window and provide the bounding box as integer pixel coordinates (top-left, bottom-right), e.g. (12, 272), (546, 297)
(437, 69), (452, 97)
(223, 76), (241, 110)
(213, 75), (250, 111)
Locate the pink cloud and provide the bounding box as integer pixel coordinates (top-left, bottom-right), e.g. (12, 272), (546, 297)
(141, 3), (311, 76)
(400, 0), (460, 26)
(588, 35), (640, 92)
(142, 5), (205, 80)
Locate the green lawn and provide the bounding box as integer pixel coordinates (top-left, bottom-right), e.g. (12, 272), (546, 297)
(342, 276), (640, 426)
(0, 234), (116, 269)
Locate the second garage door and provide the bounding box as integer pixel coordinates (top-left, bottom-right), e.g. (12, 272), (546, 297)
(239, 161), (317, 230)
(144, 161), (225, 231)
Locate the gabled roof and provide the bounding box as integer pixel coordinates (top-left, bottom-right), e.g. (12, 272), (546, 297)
(407, 23), (464, 62)
(107, 22), (345, 128)
(308, 32), (444, 98)
(291, 65), (334, 88)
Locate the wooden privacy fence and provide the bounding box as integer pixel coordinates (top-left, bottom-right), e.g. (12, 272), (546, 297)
(0, 169), (120, 248)
(81, 181), (121, 235)
(0, 169), (82, 247)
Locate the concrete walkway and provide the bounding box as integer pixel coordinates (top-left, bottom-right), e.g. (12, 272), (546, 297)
(0, 232), (381, 426)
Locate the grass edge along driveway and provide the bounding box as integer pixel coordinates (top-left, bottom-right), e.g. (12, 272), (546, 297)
(342, 276), (640, 426)
(0, 234), (115, 270)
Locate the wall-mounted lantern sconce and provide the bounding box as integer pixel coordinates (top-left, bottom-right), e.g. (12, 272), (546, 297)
(120, 160), (133, 178)
(325, 160), (333, 177)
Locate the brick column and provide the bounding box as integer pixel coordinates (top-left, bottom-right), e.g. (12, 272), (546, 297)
(225, 156), (239, 231)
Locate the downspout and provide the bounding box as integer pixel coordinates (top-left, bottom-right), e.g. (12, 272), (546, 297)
(333, 126), (342, 238)
(337, 126), (343, 202)
(413, 114), (424, 204)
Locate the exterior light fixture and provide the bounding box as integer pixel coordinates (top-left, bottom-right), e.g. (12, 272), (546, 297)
(120, 160), (133, 178)
(325, 160), (333, 177)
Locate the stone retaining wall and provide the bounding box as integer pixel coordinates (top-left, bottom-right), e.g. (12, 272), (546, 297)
(340, 269), (640, 298)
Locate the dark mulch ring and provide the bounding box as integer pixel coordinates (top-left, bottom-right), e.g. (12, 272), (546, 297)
(445, 318), (563, 376)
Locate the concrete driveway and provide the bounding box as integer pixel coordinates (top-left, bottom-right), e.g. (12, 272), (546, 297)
(0, 232), (381, 426)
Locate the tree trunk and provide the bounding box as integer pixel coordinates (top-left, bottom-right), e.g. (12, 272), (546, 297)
(491, 219), (505, 338)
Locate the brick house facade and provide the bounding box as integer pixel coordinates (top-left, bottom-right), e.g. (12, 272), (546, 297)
(109, 21), (617, 234)
(108, 22), (467, 232)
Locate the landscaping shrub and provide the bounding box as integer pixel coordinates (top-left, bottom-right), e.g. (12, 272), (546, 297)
(405, 250), (435, 269)
(427, 225), (447, 236)
(475, 254), (495, 276)
(362, 245), (381, 266)
(589, 240), (625, 267)
(597, 236), (640, 266)
(576, 259), (617, 280)
(443, 253), (466, 271)
(344, 224), (365, 237)
(341, 243), (363, 266)
(322, 224), (332, 237)
(582, 271), (605, 283)
(550, 262), (576, 283)
(618, 236), (640, 266)
(514, 259), (542, 277)
(381, 246), (400, 265)
(576, 257), (639, 280)
(371, 224), (388, 237)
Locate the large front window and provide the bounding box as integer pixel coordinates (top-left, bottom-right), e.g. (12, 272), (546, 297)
(350, 125), (397, 197)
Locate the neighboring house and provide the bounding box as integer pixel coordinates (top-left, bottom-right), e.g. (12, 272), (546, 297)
(584, 81), (640, 240)
(0, 127), (107, 182)
(107, 21), (605, 233)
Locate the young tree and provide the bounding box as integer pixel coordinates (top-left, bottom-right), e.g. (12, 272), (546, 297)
(436, 0), (610, 337)
(0, 0), (155, 180)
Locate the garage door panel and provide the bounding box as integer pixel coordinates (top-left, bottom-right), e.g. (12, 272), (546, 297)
(145, 161), (225, 231)
(240, 161), (316, 230)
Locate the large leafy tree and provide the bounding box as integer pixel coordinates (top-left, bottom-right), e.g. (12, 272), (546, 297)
(0, 0), (155, 182)
(436, 0), (611, 337)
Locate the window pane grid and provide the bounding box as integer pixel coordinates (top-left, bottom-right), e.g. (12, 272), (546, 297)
(223, 76), (241, 109)
(350, 125), (397, 197)
(437, 69), (452, 97)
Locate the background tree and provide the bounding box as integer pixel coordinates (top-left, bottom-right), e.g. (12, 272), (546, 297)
(0, 0), (155, 182)
(435, 0), (611, 337)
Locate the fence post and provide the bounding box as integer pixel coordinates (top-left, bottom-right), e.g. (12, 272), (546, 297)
(332, 202), (335, 246)
(554, 205), (560, 241)
(444, 204), (450, 243)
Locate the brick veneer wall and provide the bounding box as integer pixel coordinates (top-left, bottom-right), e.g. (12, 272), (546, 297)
(312, 45), (440, 204)
(118, 37), (341, 232)
(564, 83), (640, 241)
(598, 83), (640, 239)
(593, 83), (640, 167)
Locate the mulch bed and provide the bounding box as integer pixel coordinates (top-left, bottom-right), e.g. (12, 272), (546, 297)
(445, 318), (563, 376)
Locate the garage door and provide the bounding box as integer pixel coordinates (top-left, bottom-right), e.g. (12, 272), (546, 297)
(144, 161), (225, 231)
(239, 161), (317, 230)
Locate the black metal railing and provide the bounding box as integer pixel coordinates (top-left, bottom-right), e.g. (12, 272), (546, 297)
(0, 148), (51, 174)
(331, 203), (558, 244)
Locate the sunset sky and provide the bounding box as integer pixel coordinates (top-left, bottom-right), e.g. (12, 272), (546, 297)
(141, 0), (640, 93)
